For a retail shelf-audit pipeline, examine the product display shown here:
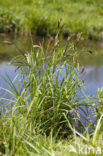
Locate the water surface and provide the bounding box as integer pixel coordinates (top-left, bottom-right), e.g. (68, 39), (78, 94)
(0, 34), (103, 98)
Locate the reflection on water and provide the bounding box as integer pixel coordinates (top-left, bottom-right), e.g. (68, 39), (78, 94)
(0, 62), (19, 106)
(81, 66), (103, 96)
(0, 62), (17, 88)
(0, 34), (42, 62)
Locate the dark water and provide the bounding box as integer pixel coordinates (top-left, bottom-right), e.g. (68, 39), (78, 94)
(0, 34), (103, 98)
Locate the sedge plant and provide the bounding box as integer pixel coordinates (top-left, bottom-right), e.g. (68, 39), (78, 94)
(0, 28), (96, 155)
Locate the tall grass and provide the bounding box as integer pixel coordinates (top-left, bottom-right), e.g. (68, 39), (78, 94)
(0, 32), (102, 155)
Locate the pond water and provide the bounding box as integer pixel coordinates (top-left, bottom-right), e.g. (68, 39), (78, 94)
(0, 34), (103, 99)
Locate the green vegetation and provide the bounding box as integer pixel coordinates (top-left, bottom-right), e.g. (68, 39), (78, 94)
(1, 1), (103, 155)
(0, 0), (103, 39)
(0, 30), (103, 155)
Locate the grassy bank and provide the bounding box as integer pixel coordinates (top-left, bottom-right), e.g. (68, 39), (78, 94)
(0, 0), (103, 40)
(0, 31), (103, 155)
